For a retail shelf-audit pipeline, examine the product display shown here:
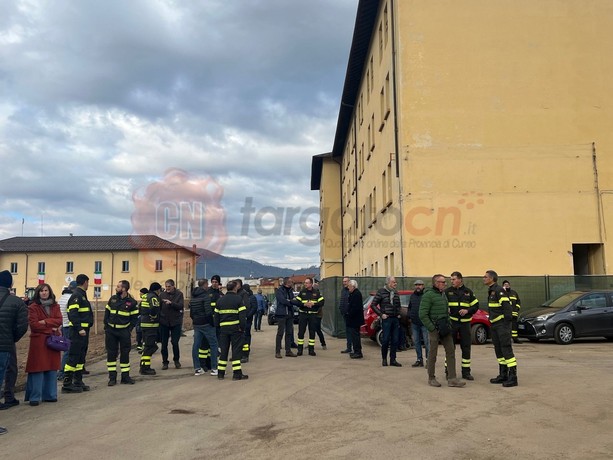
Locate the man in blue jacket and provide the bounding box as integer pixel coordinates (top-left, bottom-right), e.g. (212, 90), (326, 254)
(274, 277), (297, 359)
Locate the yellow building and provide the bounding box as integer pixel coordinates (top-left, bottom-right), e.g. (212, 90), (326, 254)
(0, 235), (198, 299)
(312, 0), (613, 277)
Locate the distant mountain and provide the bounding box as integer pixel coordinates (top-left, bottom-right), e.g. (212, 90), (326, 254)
(192, 248), (319, 279)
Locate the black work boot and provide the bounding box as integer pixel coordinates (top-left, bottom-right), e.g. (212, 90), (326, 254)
(308, 346), (316, 356)
(120, 373), (135, 385)
(502, 367), (518, 387)
(74, 371), (90, 391)
(107, 371), (117, 387)
(61, 372), (83, 394)
(490, 364), (508, 384)
(382, 358), (388, 367)
(297, 345), (304, 356)
(140, 364), (151, 375)
(232, 370), (249, 381)
(217, 370), (225, 380)
(462, 368), (475, 381)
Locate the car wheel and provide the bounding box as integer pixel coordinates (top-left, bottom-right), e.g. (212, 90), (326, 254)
(376, 329), (383, 347)
(554, 323), (574, 345)
(471, 324), (488, 345)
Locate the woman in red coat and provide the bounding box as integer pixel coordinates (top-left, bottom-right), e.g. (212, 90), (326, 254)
(25, 283), (63, 406)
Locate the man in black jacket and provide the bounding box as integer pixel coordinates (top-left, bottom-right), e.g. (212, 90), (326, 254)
(408, 280), (429, 367)
(274, 277), (297, 359)
(159, 279), (184, 369)
(371, 276), (402, 367)
(0, 270), (28, 435)
(339, 277), (352, 354)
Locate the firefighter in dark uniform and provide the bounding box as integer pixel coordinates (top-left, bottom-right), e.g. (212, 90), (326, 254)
(483, 270), (518, 387)
(62, 274), (93, 394)
(139, 282), (162, 375)
(214, 280), (248, 380)
(104, 280), (139, 386)
(292, 277), (324, 356)
(135, 287), (148, 353)
(502, 280), (521, 343)
(238, 281), (257, 363)
(446, 271), (479, 380)
(209, 275), (224, 344)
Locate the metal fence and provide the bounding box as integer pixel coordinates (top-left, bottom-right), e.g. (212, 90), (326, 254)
(318, 275), (613, 338)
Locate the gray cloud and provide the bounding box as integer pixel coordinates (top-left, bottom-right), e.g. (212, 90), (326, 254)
(0, 0), (356, 268)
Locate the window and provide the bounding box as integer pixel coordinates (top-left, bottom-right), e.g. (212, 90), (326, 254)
(390, 252), (395, 274)
(386, 162), (393, 206)
(359, 143), (365, 178)
(580, 293), (607, 309)
(378, 22), (383, 62)
(37, 262), (45, 274)
(384, 3), (389, 47)
(384, 73), (391, 120)
(369, 57), (374, 93)
(372, 187), (377, 223)
(368, 113), (375, 152)
(9, 262), (17, 274)
(121, 261), (130, 272)
(66, 261), (74, 273)
(94, 261), (102, 272)
(155, 260), (163, 272)
(93, 286), (101, 299)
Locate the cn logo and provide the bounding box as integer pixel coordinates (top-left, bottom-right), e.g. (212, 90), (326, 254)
(131, 168), (227, 254)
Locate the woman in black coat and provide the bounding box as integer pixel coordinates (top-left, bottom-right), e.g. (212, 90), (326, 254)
(346, 280), (364, 359)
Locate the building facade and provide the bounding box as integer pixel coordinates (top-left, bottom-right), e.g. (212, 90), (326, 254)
(313, 0), (613, 278)
(0, 235), (198, 298)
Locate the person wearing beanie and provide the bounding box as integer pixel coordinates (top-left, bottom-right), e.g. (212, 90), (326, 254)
(139, 283), (162, 375)
(0, 270), (28, 433)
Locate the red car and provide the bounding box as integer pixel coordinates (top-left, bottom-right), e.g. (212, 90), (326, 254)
(360, 291), (491, 345)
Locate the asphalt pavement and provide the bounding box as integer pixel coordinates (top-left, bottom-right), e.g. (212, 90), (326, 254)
(1, 325), (611, 459)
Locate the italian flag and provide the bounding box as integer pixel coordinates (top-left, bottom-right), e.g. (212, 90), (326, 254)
(38, 272), (45, 285)
(94, 271), (102, 285)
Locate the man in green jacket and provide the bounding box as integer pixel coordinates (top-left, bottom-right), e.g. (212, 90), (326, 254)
(419, 274), (465, 388)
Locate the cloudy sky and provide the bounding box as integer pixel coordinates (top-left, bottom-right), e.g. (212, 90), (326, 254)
(0, 0), (357, 268)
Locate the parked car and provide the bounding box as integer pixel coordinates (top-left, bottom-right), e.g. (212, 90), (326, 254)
(518, 290), (613, 344)
(360, 291), (491, 346)
(267, 299), (300, 325)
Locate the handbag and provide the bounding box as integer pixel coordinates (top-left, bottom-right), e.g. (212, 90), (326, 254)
(46, 333), (71, 352)
(436, 317), (452, 338)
